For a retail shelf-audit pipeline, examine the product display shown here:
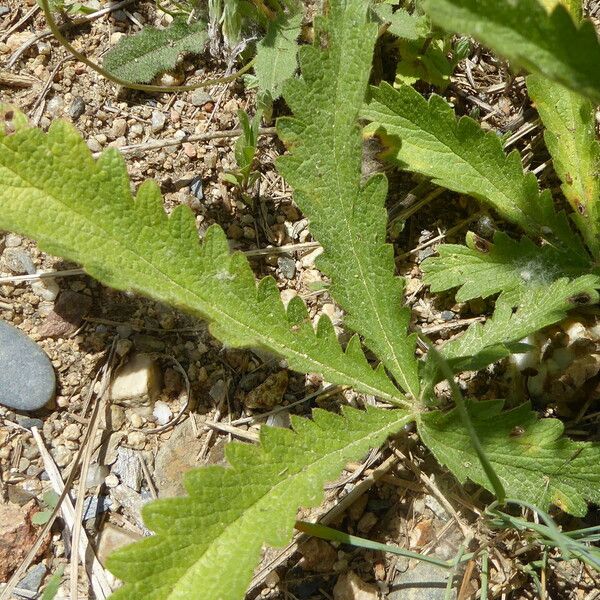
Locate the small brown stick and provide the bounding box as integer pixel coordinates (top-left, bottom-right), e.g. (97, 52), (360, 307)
(109, 126), (277, 158)
(420, 316), (486, 336)
(204, 420), (260, 442)
(138, 454), (159, 500)
(0, 70), (38, 88)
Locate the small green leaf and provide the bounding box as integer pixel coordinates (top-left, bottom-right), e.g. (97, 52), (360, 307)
(422, 231), (589, 303)
(103, 18), (208, 84)
(419, 399), (600, 516)
(108, 406), (413, 599)
(422, 0), (600, 102)
(363, 82), (588, 259)
(254, 9), (302, 99)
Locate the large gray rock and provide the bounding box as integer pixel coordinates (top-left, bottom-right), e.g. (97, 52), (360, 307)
(0, 320), (55, 411)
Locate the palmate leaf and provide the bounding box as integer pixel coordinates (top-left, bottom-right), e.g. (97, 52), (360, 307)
(422, 0), (600, 103)
(527, 75), (600, 258)
(103, 18), (208, 83)
(419, 399), (600, 516)
(422, 231), (590, 303)
(439, 276), (599, 373)
(362, 82), (588, 260)
(254, 8), (302, 100)
(0, 119), (405, 405)
(108, 406), (412, 599)
(277, 0), (420, 398)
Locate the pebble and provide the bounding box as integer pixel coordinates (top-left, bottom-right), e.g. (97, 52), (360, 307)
(39, 290), (92, 338)
(1, 247), (35, 274)
(31, 277), (60, 302)
(109, 353), (161, 407)
(182, 142), (196, 158)
(68, 96), (86, 120)
(17, 563), (47, 595)
(105, 473), (119, 488)
(111, 118), (127, 138)
(63, 423), (81, 441)
(46, 96), (64, 117)
(389, 562), (450, 599)
(299, 538), (337, 572)
(4, 233), (22, 247)
(53, 445), (72, 468)
(153, 400), (172, 425)
(277, 256), (296, 279)
(87, 137), (103, 153)
(82, 494), (111, 520)
(440, 310), (455, 322)
(151, 109), (166, 133)
(112, 447), (143, 490)
(0, 321), (55, 411)
(96, 523), (143, 567)
(126, 430), (146, 450)
(191, 90), (214, 107)
(333, 571), (379, 600)
(0, 6), (9, 17)
(86, 463), (109, 488)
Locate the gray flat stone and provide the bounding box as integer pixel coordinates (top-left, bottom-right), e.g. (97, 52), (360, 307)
(0, 320), (55, 411)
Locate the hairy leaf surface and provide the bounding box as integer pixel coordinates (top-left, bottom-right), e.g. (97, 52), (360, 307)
(419, 400), (600, 516)
(103, 18), (208, 83)
(0, 119), (405, 405)
(439, 276), (599, 373)
(108, 406), (412, 599)
(422, 0), (600, 102)
(527, 75), (600, 257)
(363, 82), (587, 260)
(277, 0), (420, 397)
(422, 231), (589, 303)
(254, 9), (302, 99)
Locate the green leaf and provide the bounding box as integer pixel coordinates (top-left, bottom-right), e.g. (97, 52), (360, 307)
(254, 9), (302, 99)
(439, 276), (600, 373)
(527, 75), (600, 258)
(419, 399), (600, 516)
(421, 0), (600, 103)
(277, 0), (420, 398)
(0, 118), (405, 406)
(103, 18), (208, 84)
(422, 231), (589, 303)
(363, 82), (588, 260)
(108, 406), (413, 599)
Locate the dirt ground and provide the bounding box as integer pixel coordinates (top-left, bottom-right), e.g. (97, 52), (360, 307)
(1, 1), (600, 599)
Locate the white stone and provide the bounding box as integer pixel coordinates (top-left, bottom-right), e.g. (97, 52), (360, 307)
(109, 353), (161, 407)
(333, 571), (379, 600)
(153, 400), (172, 425)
